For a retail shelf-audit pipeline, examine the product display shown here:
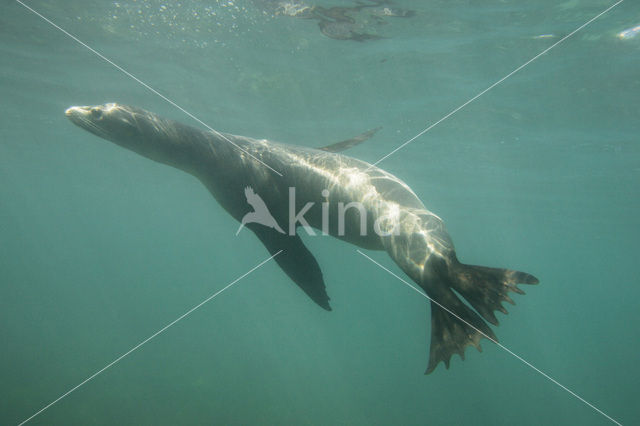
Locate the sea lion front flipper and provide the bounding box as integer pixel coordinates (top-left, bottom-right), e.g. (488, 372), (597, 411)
(248, 224), (331, 311)
(318, 127), (382, 152)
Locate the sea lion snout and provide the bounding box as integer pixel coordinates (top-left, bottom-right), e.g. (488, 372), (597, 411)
(65, 106), (93, 129)
(65, 105), (88, 117)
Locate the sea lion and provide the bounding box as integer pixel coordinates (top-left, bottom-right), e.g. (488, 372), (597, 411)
(65, 103), (538, 373)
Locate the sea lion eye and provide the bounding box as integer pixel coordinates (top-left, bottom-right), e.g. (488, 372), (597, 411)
(91, 108), (103, 119)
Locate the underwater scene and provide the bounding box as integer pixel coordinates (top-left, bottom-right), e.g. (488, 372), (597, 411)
(1, 0), (639, 425)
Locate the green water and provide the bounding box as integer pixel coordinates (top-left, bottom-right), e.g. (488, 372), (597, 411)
(1, 0), (639, 424)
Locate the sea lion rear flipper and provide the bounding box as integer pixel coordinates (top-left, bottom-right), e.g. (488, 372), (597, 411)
(249, 224), (331, 311)
(425, 289), (495, 374)
(424, 256), (538, 374)
(318, 127), (382, 152)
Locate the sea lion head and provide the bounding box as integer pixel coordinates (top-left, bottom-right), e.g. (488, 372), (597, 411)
(65, 103), (153, 147)
(65, 103), (197, 170)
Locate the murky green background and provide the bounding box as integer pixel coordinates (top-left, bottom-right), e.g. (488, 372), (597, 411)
(1, 0), (638, 424)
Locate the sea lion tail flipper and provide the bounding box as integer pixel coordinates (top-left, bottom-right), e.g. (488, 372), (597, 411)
(424, 258), (538, 374)
(448, 262), (539, 326)
(425, 287), (496, 374)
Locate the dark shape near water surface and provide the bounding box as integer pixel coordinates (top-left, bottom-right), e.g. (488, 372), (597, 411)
(66, 103), (538, 374)
(261, 0), (415, 41)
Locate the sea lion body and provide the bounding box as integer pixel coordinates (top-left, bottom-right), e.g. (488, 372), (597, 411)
(66, 103), (537, 373)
